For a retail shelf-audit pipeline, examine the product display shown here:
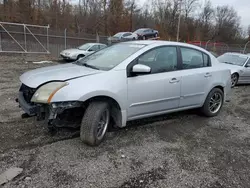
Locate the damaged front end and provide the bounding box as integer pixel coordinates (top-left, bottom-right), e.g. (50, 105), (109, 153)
(16, 84), (84, 130)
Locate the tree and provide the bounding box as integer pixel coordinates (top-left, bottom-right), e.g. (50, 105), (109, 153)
(214, 5), (240, 42)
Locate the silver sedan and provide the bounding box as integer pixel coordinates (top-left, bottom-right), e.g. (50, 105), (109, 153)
(60, 43), (107, 61)
(217, 53), (250, 87)
(18, 41), (231, 146)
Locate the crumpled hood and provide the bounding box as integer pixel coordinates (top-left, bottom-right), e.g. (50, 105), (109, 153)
(20, 63), (102, 88)
(213, 62), (243, 74)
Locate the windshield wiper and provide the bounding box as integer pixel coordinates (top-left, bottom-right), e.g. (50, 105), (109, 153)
(223, 61), (234, 65)
(82, 63), (100, 70)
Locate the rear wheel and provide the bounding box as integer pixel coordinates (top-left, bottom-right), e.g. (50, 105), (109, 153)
(201, 88), (224, 117)
(231, 73), (238, 88)
(80, 101), (110, 146)
(142, 36), (146, 40)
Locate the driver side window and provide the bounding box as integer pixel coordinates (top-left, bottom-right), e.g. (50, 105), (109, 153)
(89, 45), (99, 52)
(137, 46), (178, 74)
(123, 33), (131, 37)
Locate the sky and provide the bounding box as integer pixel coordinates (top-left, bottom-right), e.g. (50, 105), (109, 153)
(139, 0), (249, 29)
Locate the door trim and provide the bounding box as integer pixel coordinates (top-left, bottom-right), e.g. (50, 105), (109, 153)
(130, 96), (181, 107)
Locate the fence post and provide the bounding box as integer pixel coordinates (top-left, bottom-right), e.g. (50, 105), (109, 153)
(24, 24), (27, 51)
(47, 24), (49, 53)
(0, 30), (2, 51)
(205, 40), (210, 49)
(243, 41), (250, 54)
(96, 32), (99, 43)
(64, 28), (67, 49)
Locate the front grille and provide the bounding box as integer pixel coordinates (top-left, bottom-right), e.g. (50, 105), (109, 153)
(20, 84), (37, 103)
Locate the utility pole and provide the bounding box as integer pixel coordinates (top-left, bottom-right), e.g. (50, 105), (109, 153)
(176, 0), (182, 42)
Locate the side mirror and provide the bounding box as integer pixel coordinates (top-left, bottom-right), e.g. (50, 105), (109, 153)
(131, 64), (151, 75)
(88, 49), (94, 52)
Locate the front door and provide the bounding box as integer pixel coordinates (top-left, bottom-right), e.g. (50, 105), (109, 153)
(127, 46), (181, 119)
(179, 47), (213, 107)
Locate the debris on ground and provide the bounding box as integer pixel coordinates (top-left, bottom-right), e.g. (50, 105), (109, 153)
(0, 167), (23, 185)
(24, 177), (32, 181)
(32, 60), (53, 64)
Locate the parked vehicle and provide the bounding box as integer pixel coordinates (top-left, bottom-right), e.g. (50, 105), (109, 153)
(60, 43), (107, 61)
(107, 32), (138, 43)
(17, 41), (231, 146)
(133, 28), (159, 40)
(216, 52), (250, 87)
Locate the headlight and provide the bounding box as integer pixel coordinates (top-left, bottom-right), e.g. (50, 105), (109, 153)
(31, 82), (68, 103)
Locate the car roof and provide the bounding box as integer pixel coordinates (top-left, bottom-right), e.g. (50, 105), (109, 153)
(115, 32), (131, 34)
(87, 43), (106, 46)
(123, 40), (209, 50)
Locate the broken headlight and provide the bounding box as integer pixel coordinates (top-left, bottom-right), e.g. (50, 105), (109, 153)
(31, 82), (68, 103)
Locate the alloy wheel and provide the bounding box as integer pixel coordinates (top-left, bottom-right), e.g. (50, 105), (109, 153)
(231, 74), (238, 87)
(96, 109), (110, 140)
(209, 92), (223, 114)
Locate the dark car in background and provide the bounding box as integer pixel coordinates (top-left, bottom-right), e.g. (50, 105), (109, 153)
(133, 28), (159, 40)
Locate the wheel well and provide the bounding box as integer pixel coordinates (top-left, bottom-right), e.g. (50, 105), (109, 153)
(84, 96), (122, 127)
(232, 72), (239, 77)
(214, 85), (224, 93)
(78, 54), (85, 58)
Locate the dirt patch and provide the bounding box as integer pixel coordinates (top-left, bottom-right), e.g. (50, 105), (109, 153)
(1, 55), (250, 188)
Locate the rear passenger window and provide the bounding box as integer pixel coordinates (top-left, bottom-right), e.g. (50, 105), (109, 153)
(180, 47), (209, 69)
(203, 53), (210, 67)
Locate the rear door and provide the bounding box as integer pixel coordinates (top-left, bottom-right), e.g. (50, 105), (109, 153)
(178, 47), (213, 108)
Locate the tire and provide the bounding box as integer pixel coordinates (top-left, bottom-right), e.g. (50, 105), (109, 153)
(155, 33), (158, 37)
(201, 88), (224, 117)
(231, 73), (238, 88)
(80, 101), (110, 146)
(142, 36), (146, 40)
(77, 54), (85, 60)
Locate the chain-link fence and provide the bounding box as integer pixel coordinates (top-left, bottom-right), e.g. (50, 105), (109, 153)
(188, 41), (250, 56)
(0, 22), (109, 57)
(1, 22), (250, 58)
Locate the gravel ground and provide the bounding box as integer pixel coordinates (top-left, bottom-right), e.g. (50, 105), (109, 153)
(1, 55), (250, 188)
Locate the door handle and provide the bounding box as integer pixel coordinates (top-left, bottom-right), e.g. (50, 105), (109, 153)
(204, 73), (212, 77)
(169, 78), (180, 83)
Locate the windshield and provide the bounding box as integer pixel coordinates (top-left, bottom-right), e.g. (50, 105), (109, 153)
(217, 54), (248, 66)
(113, 33), (124, 37)
(78, 43), (91, 50)
(75, 43), (146, 71)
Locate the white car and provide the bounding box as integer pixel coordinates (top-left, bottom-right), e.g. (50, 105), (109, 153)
(17, 41), (231, 146)
(60, 43), (107, 61)
(217, 52), (250, 87)
(107, 32), (138, 43)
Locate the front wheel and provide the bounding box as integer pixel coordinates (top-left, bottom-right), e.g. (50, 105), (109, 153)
(80, 101), (110, 146)
(231, 73), (238, 88)
(201, 88), (224, 117)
